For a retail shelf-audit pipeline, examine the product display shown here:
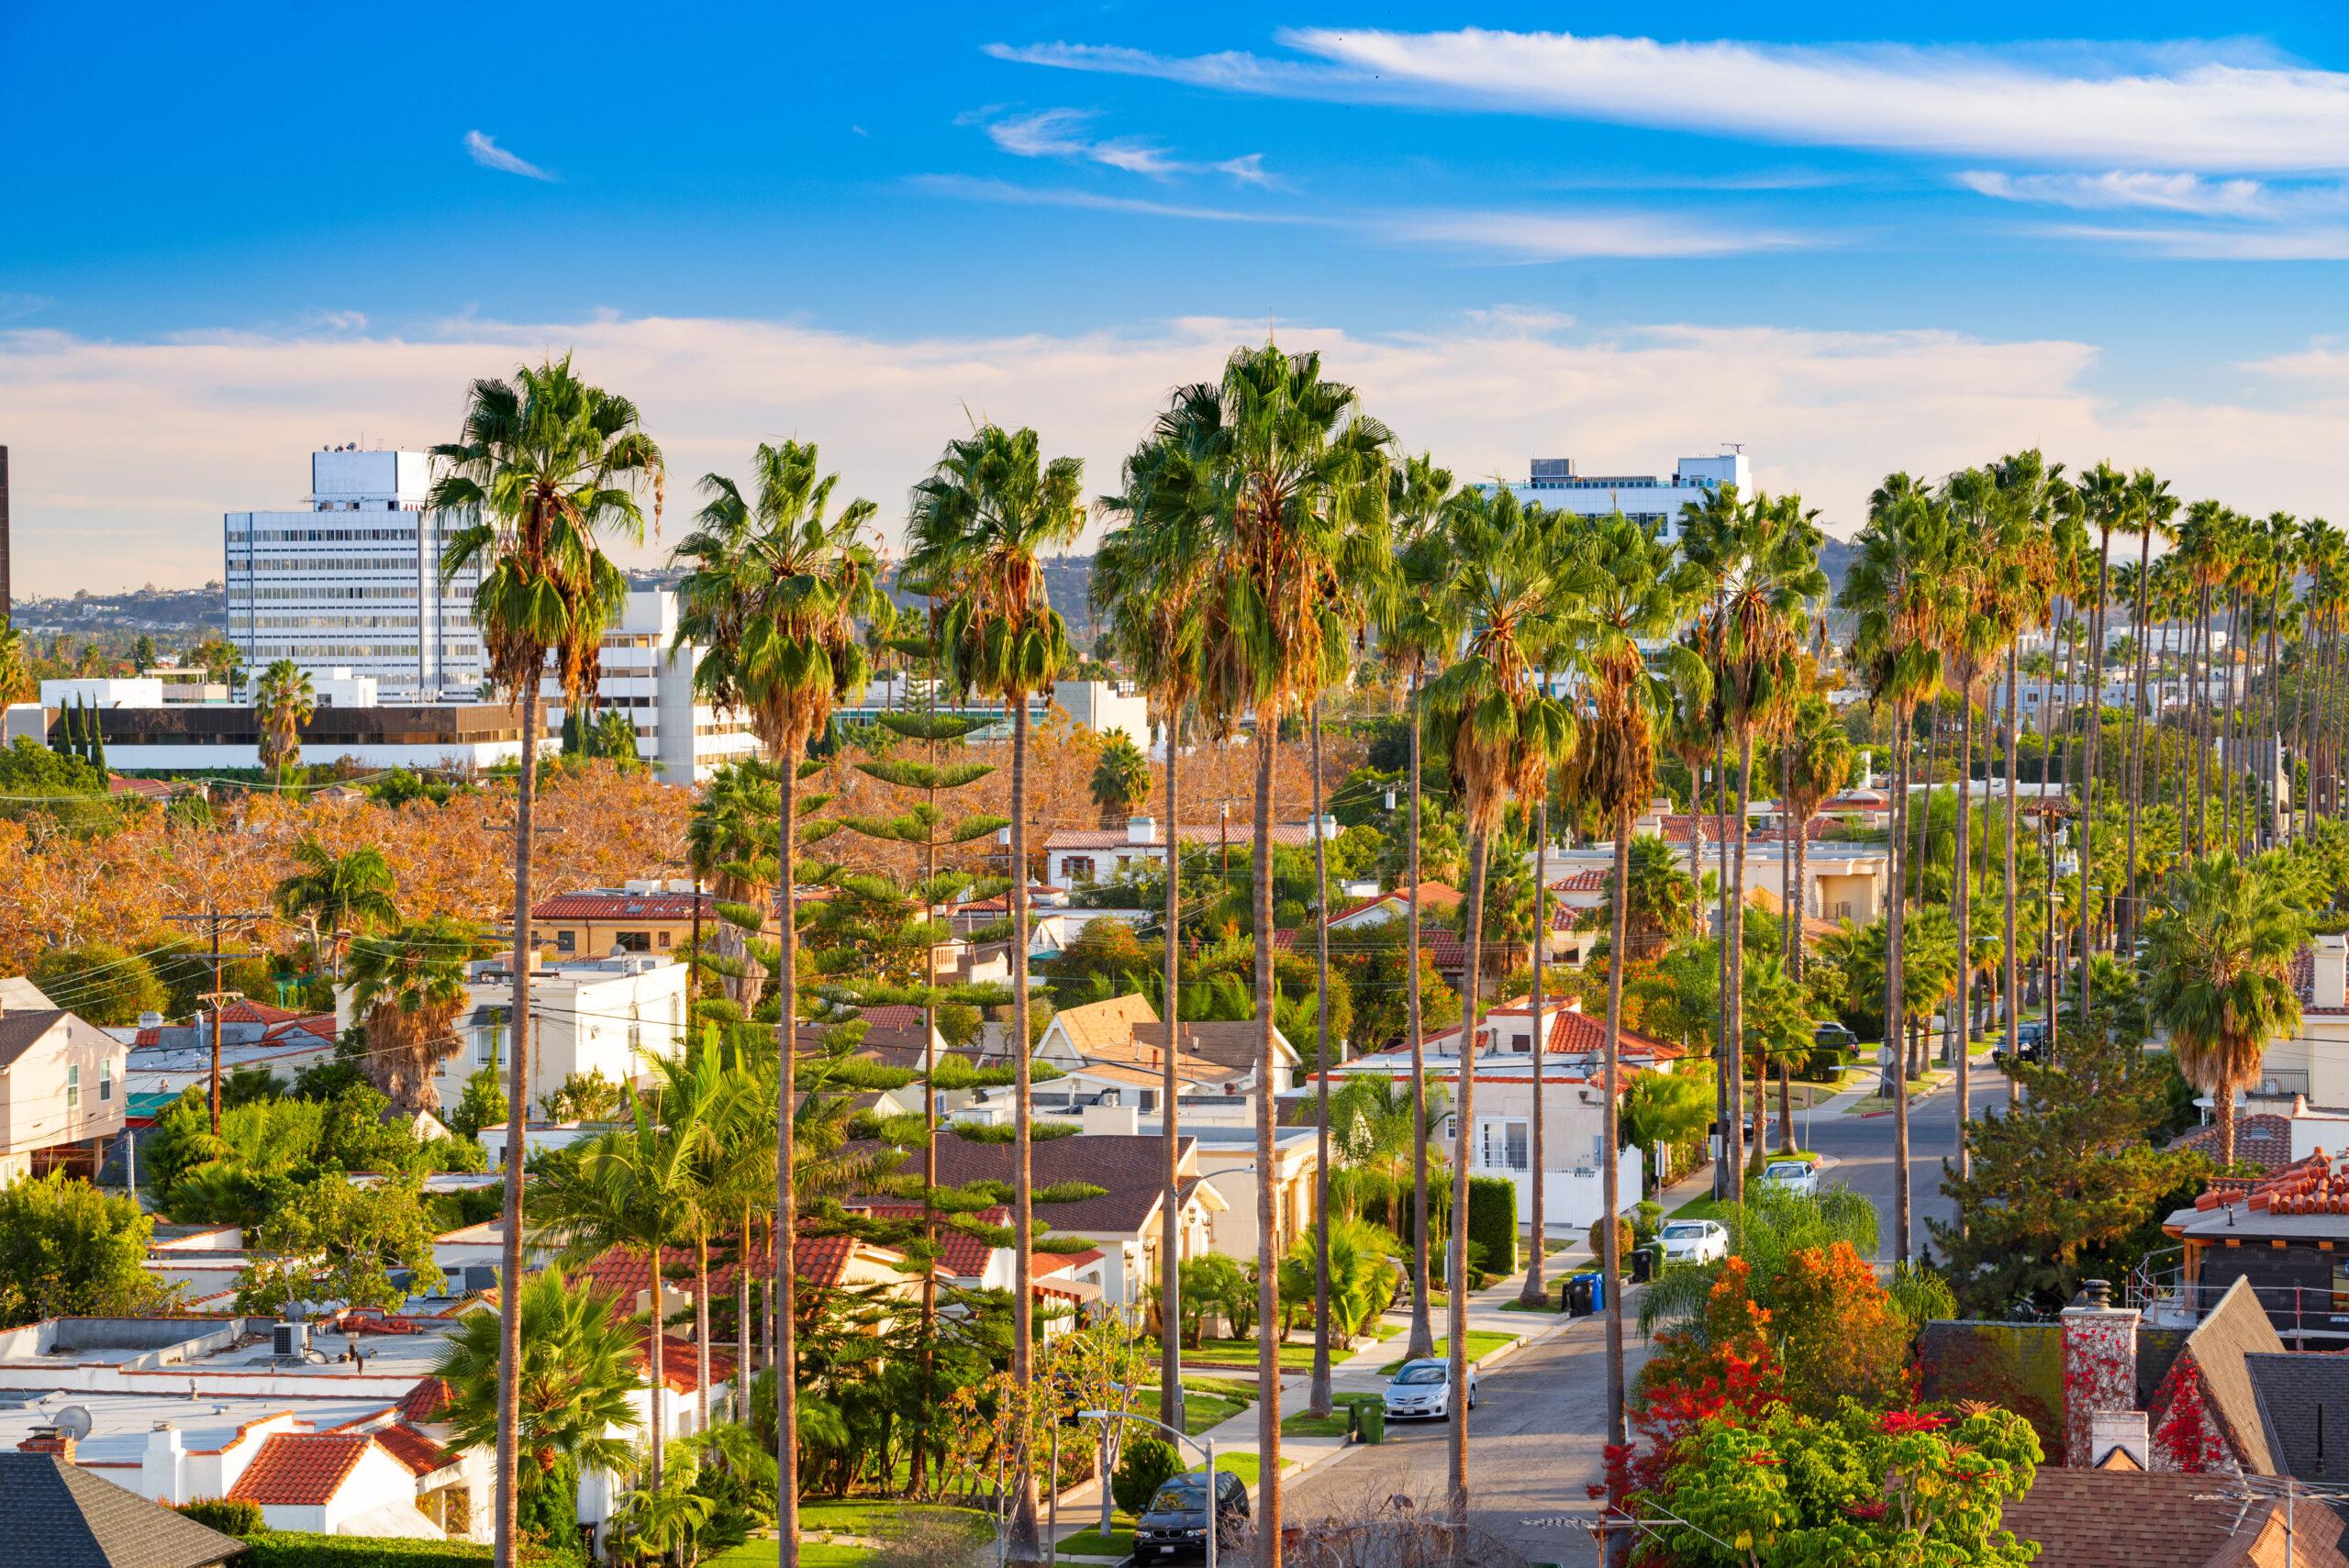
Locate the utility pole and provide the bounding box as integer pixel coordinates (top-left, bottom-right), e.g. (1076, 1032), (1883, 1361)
(163, 908), (266, 1137)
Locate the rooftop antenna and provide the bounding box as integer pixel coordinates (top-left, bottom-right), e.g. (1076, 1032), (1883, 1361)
(1723, 442), (1746, 453)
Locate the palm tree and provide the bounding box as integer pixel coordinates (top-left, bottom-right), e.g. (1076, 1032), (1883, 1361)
(433, 1267), (642, 1534)
(1841, 478), (1962, 1267)
(273, 837), (400, 979)
(1779, 695), (1854, 985)
(1375, 451), (1458, 1363)
(429, 357), (662, 1568)
(670, 438), (882, 1559)
(1087, 728), (1151, 827)
(529, 1077), (725, 1490)
(1180, 344), (1391, 1567)
(343, 917), (483, 1113)
(252, 658), (315, 783)
(1423, 485), (1575, 1529)
(1680, 487), (1827, 1195)
(906, 422), (1083, 1558)
(1096, 424), (1212, 1433)
(1556, 508), (1704, 1537)
(0, 616), (33, 707)
(2142, 851), (2309, 1167)
(2123, 471), (2178, 950)
(685, 762), (779, 1010)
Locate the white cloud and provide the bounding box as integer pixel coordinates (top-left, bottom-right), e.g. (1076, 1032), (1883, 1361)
(907, 174), (1292, 225)
(990, 30), (2349, 172)
(980, 106), (1270, 185)
(2032, 222), (2349, 260)
(5, 311), (2346, 597)
(463, 130), (554, 181)
(1955, 170), (2279, 217)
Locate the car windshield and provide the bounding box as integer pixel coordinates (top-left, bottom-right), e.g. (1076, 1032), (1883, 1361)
(1767, 1164), (1807, 1177)
(1661, 1222), (1707, 1240)
(1394, 1365), (1447, 1385)
(1147, 1483), (1205, 1514)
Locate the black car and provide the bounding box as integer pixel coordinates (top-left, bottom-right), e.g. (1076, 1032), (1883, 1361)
(1134, 1470), (1249, 1560)
(1995, 1019), (2049, 1066)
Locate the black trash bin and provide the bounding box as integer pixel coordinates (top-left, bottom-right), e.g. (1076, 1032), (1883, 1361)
(1563, 1273), (1596, 1317)
(1631, 1245), (1656, 1284)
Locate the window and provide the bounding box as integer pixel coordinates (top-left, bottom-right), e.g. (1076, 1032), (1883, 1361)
(1477, 1118), (1529, 1172)
(657, 930), (671, 948)
(1064, 856), (1097, 883)
(65, 1065), (79, 1111)
(476, 1018), (508, 1067)
(617, 930), (651, 953)
(98, 1057), (111, 1103)
(556, 929), (577, 954)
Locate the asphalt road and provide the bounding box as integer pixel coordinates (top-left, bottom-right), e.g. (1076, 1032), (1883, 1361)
(1276, 1063), (2013, 1564)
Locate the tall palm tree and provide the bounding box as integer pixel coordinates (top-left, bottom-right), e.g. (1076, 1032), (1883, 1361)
(1557, 509), (1704, 1540)
(253, 658), (315, 783)
(428, 356), (662, 1568)
(1423, 486), (1577, 1534)
(2142, 851), (2308, 1167)
(1096, 423), (1212, 1432)
(1180, 344), (1391, 1568)
(2074, 462), (2131, 1015)
(906, 422), (1083, 1558)
(1680, 488), (1827, 1189)
(273, 837), (400, 979)
(0, 616), (33, 707)
(343, 917), (483, 1113)
(685, 763), (779, 1010)
(670, 438), (882, 1562)
(2299, 520), (2346, 839)
(1841, 478), (1961, 1267)
(2123, 471), (2178, 949)
(1087, 728), (1152, 827)
(1779, 695), (1854, 987)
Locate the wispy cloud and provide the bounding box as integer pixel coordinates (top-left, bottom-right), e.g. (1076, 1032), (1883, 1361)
(1956, 170), (2279, 217)
(976, 107), (1272, 185)
(463, 130), (554, 181)
(989, 30), (2349, 172)
(914, 175), (1814, 260)
(2032, 222), (2349, 260)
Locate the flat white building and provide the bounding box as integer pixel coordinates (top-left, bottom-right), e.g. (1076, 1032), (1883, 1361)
(224, 447), (483, 697)
(541, 589), (763, 785)
(1491, 451), (1752, 545)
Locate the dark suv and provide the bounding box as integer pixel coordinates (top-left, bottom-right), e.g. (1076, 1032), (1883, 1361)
(1134, 1470), (1249, 1560)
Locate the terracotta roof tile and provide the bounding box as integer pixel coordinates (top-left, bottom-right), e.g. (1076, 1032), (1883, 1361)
(227, 1431), (374, 1507)
(368, 1421), (452, 1476)
(532, 889), (715, 921)
(2000, 1467), (2349, 1567)
(2170, 1113), (2294, 1173)
(394, 1377), (451, 1421)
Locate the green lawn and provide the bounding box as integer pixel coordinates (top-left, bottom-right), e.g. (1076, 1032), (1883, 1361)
(1372, 1319), (1405, 1340)
(1281, 1391), (1381, 1438)
(1497, 1295), (1563, 1314)
(1060, 1525), (1134, 1558)
(1156, 1336), (1326, 1369)
(1377, 1331), (1517, 1376)
(1667, 1195), (1731, 1221)
(713, 1546), (870, 1568)
(794, 1500), (988, 1536)
(1138, 1382), (1250, 1436)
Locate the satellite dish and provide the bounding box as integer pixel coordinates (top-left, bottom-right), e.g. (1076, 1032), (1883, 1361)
(54, 1407), (92, 1441)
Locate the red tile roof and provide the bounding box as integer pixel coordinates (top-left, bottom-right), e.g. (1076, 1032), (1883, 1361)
(394, 1377), (451, 1421)
(1045, 824), (1319, 851)
(367, 1422), (452, 1476)
(854, 1004), (927, 1031)
(2170, 1113), (2293, 1173)
(533, 889), (714, 920)
(227, 1431), (374, 1506)
(1330, 882), (1464, 922)
(1549, 870), (1610, 894)
(2194, 1149), (2349, 1216)
(2292, 944), (2349, 1015)
(1546, 1006), (1680, 1061)
(643, 1332), (738, 1394)
(846, 1203), (1008, 1278)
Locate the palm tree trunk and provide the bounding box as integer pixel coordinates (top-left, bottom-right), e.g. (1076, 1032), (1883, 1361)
(1519, 789), (1551, 1306)
(1159, 710), (1186, 1433)
(1913, 704), (1939, 905)
(1599, 812), (1631, 1549)
(737, 1201), (752, 1430)
(1447, 828), (1488, 1542)
(2126, 529), (2154, 948)
(649, 1306), (666, 1490)
(2003, 646), (2022, 1107)
(1008, 695), (1040, 1562)
(775, 752), (802, 1566)
(1715, 736), (1738, 1204)
(1888, 706), (1911, 1268)
(2195, 583), (2213, 851)
(2219, 1073), (2239, 1171)
(1406, 672), (1435, 1363)
(491, 678), (538, 1568)
(1308, 699), (1335, 1418)
(696, 1222), (712, 1439)
(1250, 719), (1284, 1568)
(2081, 533), (2114, 1028)
(1730, 730), (1755, 1169)
(1954, 691), (1973, 1194)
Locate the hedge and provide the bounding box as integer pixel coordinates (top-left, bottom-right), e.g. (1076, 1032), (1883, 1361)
(1466, 1175), (1517, 1279)
(237, 1534), (500, 1567)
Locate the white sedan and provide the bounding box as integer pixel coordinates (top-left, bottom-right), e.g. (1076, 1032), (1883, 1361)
(1659, 1218), (1730, 1264)
(1383, 1358), (1479, 1420)
(1763, 1161), (1819, 1198)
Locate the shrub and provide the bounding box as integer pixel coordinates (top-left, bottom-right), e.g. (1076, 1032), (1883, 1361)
(1111, 1434), (1183, 1516)
(1465, 1175), (1517, 1278)
(1633, 1200), (1664, 1247)
(1588, 1214), (1635, 1262)
(175, 1497), (263, 1536)
(235, 1532), (495, 1566)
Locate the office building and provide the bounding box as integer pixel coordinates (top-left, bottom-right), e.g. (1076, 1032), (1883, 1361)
(223, 447), (483, 696)
(1491, 450), (1752, 543)
(542, 589), (763, 784)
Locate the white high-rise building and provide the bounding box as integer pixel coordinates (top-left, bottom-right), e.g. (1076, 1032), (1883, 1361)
(223, 447), (483, 696)
(543, 589), (764, 784)
(1492, 450), (1753, 544)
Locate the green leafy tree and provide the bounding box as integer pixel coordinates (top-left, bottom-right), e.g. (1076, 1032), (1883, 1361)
(452, 1066), (508, 1141)
(29, 941), (165, 1024)
(429, 353), (663, 1566)
(0, 1175), (171, 1321)
(233, 1171), (445, 1316)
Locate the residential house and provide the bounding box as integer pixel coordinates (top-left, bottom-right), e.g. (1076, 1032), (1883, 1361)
(1171, 1119), (1320, 1261)
(0, 989), (128, 1183)
(1020, 995), (1297, 1121)
(1999, 1469), (2349, 1568)
(1042, 815), (1338, 892)
(0, 1449), (246, 1568)
(529, 882), (758, 961)
(2155, 1148), (2349, 1341)
(117, 1000), (339, 1120)
(840, 1201), (1108, 1324)
(1326, 881), (1464, 931)
(2245, 938), (2349, 1107)
(919, 1132), (1228, 1309)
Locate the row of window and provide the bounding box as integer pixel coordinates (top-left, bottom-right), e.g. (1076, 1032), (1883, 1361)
(239, 586), (440, 603)
(62, 1057), (112, 1111)
(228, 558), (426, 573)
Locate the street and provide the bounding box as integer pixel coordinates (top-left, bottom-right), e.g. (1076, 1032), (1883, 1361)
(1794, 1055), (2013, 1265)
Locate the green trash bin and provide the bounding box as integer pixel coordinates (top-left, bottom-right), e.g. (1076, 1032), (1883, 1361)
(1356, 1402), (1385, 1444)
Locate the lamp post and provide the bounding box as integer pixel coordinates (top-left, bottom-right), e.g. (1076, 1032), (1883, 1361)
(1078, 1407), (1219, 1568)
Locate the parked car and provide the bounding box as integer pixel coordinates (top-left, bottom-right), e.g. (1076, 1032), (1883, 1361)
(1659, 1218), (1730, 1264)
(1382, 1357), (1479, 1421)
(1135, 1470), (1249, 1560)
(1995, 1019), (2049, 1067)
(1762, 1160), (1819, 1198)
(1811, 1020), (1858, 1052)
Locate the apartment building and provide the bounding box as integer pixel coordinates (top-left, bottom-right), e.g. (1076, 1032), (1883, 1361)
(541, 589), (763, 784)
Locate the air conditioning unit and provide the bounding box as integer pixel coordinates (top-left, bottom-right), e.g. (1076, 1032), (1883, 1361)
(273, 1321), (309, 1360)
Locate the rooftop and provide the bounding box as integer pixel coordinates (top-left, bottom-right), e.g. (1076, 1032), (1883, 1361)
(0, 1451), (246, 1568)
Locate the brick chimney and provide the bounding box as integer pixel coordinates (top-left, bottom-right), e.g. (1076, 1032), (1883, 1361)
(18, 1426), (74, 1461)
(2061, 1279), (2140, 1468)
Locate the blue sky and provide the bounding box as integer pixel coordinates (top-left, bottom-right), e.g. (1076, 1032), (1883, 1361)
(6, 2), (2349, 593)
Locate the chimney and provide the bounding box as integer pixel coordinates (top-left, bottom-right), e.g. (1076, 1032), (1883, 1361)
(1314, 814), (1340, 841)
(2316, 935), (2348, 1011)
(1127, 814), (1157, 846)
(17, 1427), (73, 1461)
(2088, 1409), (2150, 1470)
(2061, 1279), (2140, 1468)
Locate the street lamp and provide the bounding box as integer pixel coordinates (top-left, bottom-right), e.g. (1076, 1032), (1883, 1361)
(1077, 1407), (1219, 1568)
